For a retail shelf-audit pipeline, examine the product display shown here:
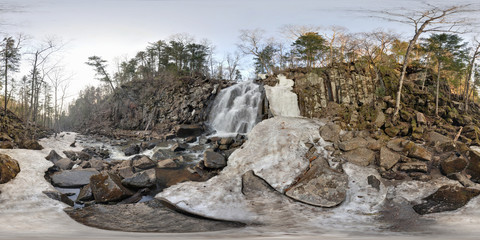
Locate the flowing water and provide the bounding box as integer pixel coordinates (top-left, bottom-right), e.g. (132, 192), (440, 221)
(208, 81), (262, 136)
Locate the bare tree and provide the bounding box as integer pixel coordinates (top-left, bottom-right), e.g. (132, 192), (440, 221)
(322, 25), (348, 66)
(280, 24), (322, 41)
(225, 52), (241, 81)
(237, 29), (277, 74)
(464, 38), (480, 112)
(371, 4), (479, 120)
(46, 66), (73, 135)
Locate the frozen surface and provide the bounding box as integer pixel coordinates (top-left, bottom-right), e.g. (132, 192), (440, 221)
(264, 74), (301, 117)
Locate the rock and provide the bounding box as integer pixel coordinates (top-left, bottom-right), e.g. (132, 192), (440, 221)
(89, 158), (104, 171)
(451, 173), (477, 188)
(77, 184), (94, 202)
(122, 169), (156, 188)
(63, 151), (78, 160)
(341, 147), (375, 166)
(374, 111), (386, 128)
(45, 150), (62, 163)
(64, 199), (244, 232)
(184, 136), (197, 143)
(0, 153), (20, 184)
(77, 151), (91, 161)
(117, 166), (135, 179)
(0, 141), (14, 149)
(319, 123), (341, 142)
(380, 147), (401, 170)
(397, 162), (428, 173)
(21, 139), (43, 150)
(157, 158), (180, 168)
(203, 151), (226, 169)
(219, 137), (234, 145)
(337, 137), (368, 152)
(119, 188), (150, 204)
(467, 150), (480, 183)
(385, 127), (400, 137)
(50, 168), (100, 187)
(155, 168), (202, 189)
(42, 191), (74, 207)
(380, 170), (406, 180)
(386, 138), (406, 152)
(90, 172), (133, 203)
(124, 144), (140, 156)
(441, 154), (468, 176)
(367, 175), (381, 190)
(174, 124), (203, 138)
(151, 149), (176, 161)
(409, 172), (432, 182)
(286, 159), (348, 207)
(403, 142), (432, 161)
(170, 143), (188, 152)
(70, 141), (76, 147)
(416, 112), (427, 125)
(426, 131), (451, 146)
(339, 131), (354, 142)
(367, 140), (383, 151)
(132, 156), (156, 171)
(54, 158), (74, 170)
(413, 185), (480, 215)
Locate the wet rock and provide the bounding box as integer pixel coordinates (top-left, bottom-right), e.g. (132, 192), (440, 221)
(119, 188), (150, 204)
(77, 184), (94, 202)
(380, 147), (401, 170)
(286, 159), (348, 207)
(203, 151), (226, 169)
(43, 191), (74, 207)
(64, 199), (244, 232)
(132, 156), (156, 171)
(70, 141), (76, 147)
(45, 150), (62, 163)
(341, 147), (375, 166)
(63, 151), (78, 160)
(122, 169), (156, 188)
(124, 144), (140, 156)
(338, 137), (368, 152)
(151, 149), (176, 161)
(0, 153), (20, 184)
(413, 185), (480, 215)
(90, 172), (133, 203)
(170, 143), (188, 152)
(367, 175), (381, 191)
(397, 162), (428, 173)
(51, 168), (100, 188)
(54, 158), (74, 170)
(184, 136), (197, 143)
(174, 124), (203, 138)
(319, 123), (341, 142)
(157, 158), (180, 168)
(219, 137), (234, 146)
(441, 154), (468, 176)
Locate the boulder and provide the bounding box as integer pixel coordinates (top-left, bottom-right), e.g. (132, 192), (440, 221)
(441, 154), (468, 176)
(0, 153), (20, 184)
(90, 172), (133, 203)
(50, 168), (99, 187)
(286, 159), (348, 207)
(121, 169), (156, 188)
(42, 190), (74, 207)
(89, 158), (104, 171)
(337, 137), (368, 152)
(77, 151), (91, 161)
(45, 150), (62, 163)
(124, 144), (140, 156)
(467, 150), (480, 183)
(132, 156), (156, 171)
(413, 185), (480, 215)
(219, 137), (234, 146)
(397, 162), (428, 173)
(151, 149), (176, 161)
(203, 151), (226, 169)
(170, 143), (188, 152)
(319, 123), (341, 142)
(54, 158), (74, 170)
(341, 147), (375, 167)
(0, 141), (14, 149)
(380, 147), (401, 170)
(157, 158), (180, 169)
(117, 166), (135, 179)
(63, 151), (78, 160)
(174, 124), (203, 138)
(386, 138), (406, 152)
(155, 168), (202, 189)
(21, 139), (43, 150)
(119, 188), (151, 204)
(77, 184), (94, 202)
(403, 142), (432, 161)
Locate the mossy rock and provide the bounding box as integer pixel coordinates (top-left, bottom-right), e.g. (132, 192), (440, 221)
(0, 153), (20, 184)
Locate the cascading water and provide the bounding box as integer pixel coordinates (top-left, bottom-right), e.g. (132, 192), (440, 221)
(208, 81), (262, 136)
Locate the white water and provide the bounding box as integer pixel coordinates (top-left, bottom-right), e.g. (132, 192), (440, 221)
(264, 74), (301, 117)
(208, 81), (262, 136)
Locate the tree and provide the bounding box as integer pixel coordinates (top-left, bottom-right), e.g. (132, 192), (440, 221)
(292, 32), (326, 69)
(422, 33), (467, 116)
(46, 66), (72, 135)
(0, 36), (22, 128)
(237, 29), (277, 74)
(464, 38), (480, 112)
(225, 52), (241, 81)
(86, 56), (115, 92)
(372, 4), (478, 120)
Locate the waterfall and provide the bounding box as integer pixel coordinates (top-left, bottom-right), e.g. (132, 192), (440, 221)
(208, 81), (262, 136)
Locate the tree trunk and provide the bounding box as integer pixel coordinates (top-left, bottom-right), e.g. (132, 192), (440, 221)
(435, 62), (441, 116)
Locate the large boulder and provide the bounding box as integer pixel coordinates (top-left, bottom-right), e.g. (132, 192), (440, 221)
(90, 172), (133, 203)
(21, 139), (43, 150)
(413, 185), (480, 215)
(203, 151), (226, 169)
(155, 168), (202, 189)
(54, 158), (74, 170)
(174, 124), (203, 138)
(379, 147), (401, 170)
(338, 137), (368, 152)
(0, 153), (20, 184)
(441, 154), (468, 176)
(50, 168), (99, 188)
(341, 147), (375, 167)
(121, 169), (156, 188)
(285, 159), (348, 207)
(467, 150), (480, 183)
(45, 150), (62, 163)
(319, 123), (341, 142)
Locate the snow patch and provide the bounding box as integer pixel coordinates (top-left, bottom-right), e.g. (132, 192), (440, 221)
(264, 74), (301, 117)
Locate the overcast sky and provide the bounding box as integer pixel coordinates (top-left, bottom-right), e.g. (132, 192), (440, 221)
(0, 0), (478, 102)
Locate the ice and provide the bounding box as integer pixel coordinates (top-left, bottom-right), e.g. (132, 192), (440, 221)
(264, 74), (301, 117)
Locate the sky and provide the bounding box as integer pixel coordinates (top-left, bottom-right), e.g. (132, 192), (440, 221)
(0, 0), (478, 103)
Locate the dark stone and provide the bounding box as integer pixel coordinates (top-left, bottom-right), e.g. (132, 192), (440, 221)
(132, 156), (156, 171)
(50, 168), (100, 188)
(184, 136), (197, 143)
(413, 185), (480, 215)
(219, 137), (234, 146)
(45, 150), (62, 163)
(380, 171), (406, 180)
(64, 199), (244, 232)
(151, 149), (176, 161)
(63, 151), (78, 160)
(121, 169), (156, 188)
(441, 154), (468, 176)
(0, 154), (20, 184)
(170, 143), (188, 152)
(43, 190), (74, 207)
(338, 137), (368, 151)
(367, 175), (381, 191)
(124, 144), (140, 156)
(77, 151), (91, 161)
(70, 141), (76, 147)
(89, 158), (105, 171)
(467, 150), (480, 183)
(119, 188), (150, 204)
(54, 158), (74, 170)
(21, 139), (43, 150)
(90, 172), (133, 203)
(0, 141), (14, 149)
(203, 151), (226, 169)
(155, 168), (202, 189)
(77, 184), (94, 202)
(174, 124), (203, 138)
(319, 123), (341, 142)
